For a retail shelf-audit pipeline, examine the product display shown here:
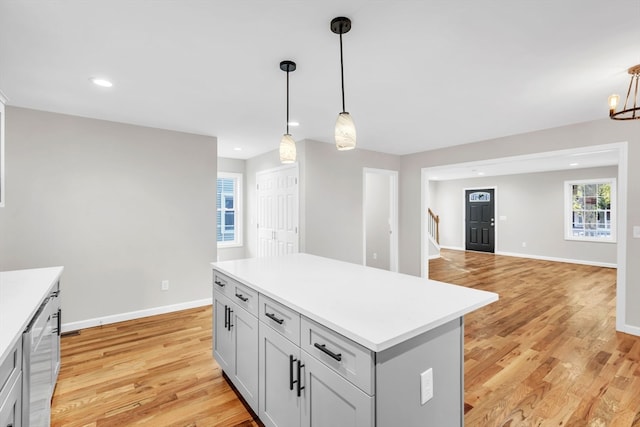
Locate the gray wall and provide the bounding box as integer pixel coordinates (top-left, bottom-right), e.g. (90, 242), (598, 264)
(0, 107), (217, 325)
(302, 140), (400, 265)
(399, 118), (640, 330)
(244, 139), (400, 266)
(365, 171), (391, 270)
(217, 157), (247, 261)
(431, 166), (618, 265)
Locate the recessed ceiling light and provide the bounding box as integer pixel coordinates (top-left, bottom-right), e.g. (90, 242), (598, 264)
(477, 172), (485, 176)
(90, 77), (113, 88)
(569, 162), (579, 166)
(233, 147), (242, 151)
(287, 121), (300, 127)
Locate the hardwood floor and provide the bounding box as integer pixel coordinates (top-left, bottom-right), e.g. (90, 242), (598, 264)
(51, 306), (262, 427)
(51, 251), (640, 426)
(430, 249), (640, 426)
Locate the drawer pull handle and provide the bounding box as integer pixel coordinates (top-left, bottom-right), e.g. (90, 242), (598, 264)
(235, 293), (249, 302)
(228, 309), (233, 330)
(214, 280), (225, 287)
(265, 312), (284, 324)
(224, 306), (229, 329)
(289, 355), (296, 391)
(314, 343), (342, 361)
(297, 359), (305, 397)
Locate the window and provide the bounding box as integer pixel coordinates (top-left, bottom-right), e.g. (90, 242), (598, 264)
(564, 178), (616, 242)
(217, 172), (242, 247)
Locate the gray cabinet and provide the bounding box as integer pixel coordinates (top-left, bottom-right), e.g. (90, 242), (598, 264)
(258, 300), (373, 427)
(0, 338), (22, 427)
(258, 322), (301, 427)
(303, 354), (373, 427)
(213, 290), (259, 412)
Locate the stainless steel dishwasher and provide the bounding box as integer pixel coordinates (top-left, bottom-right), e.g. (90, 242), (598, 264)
(22, 287), (58, 427)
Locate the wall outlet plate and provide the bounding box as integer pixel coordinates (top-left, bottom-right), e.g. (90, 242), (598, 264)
(420, 368), (433, 405)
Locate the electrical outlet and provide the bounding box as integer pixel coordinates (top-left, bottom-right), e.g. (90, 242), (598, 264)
(373, 252), (378, 260)
(522, 242), (527, 248)
(634, 226), (640, 238)
(161, 280), (169, 291)
(420, 368), (433, 405)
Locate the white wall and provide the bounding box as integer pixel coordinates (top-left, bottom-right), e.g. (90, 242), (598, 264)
(430, 166), (618, 266)
(0, 107), (217, 326)
(217, 157), (247, 261)
(399, 118), (640, 332)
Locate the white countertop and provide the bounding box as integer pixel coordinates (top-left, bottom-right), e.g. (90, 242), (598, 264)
(0, 266), (64, 364)
(212, 254), (497, 352)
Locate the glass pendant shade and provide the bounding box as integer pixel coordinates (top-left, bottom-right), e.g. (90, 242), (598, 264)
(280, 133), (296, 163)
(335, 112), (356, 151)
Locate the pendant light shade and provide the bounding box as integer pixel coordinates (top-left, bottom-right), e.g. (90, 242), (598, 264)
(280, 133), (296, 164)
(279, 60), (297, 163)
(335, 112), (356, 151)
(331, 17), (356, 151)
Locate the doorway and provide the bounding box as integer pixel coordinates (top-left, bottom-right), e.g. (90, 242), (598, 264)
(465, 188), (495, 253)
(363, 168), (398, 272)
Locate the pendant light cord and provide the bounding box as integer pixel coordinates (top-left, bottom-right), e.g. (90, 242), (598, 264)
(286, 69), (290, 134)
(340, 32), (346, 113)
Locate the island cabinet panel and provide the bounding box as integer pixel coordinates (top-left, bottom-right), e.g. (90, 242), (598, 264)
(376, 318), (464, 427)
(259, 322), (302, 427)
(302, 353), (374, 427)
(213, 290), (259, 412)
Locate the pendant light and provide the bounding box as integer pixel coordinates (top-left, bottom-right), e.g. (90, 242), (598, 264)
(279, 60), (297, 163)
(608, 64), (640, 120)
(331, 17), (356, 151)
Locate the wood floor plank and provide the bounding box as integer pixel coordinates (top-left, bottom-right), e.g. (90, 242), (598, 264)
(51, 251), (640, 426)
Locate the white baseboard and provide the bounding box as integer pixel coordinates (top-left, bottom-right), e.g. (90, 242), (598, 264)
(428, 254), (441, 260)
(440, 245), (465, 251)
(61, 298), (212, 333)
(617, 322), (640, 337)
(495, 251), (617, 269)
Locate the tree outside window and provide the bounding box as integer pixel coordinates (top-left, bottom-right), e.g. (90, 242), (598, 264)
(565, 179), (616, 242)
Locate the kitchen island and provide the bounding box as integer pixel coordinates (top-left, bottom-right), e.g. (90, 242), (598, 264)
(212, 253), (497, 427)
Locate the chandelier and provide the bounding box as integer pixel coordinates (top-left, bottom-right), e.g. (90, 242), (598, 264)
(608, 64), (640, 120)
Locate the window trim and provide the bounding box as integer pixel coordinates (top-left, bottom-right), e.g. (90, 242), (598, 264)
(564, 178), (616, 243)
(217, 172), (243, 248)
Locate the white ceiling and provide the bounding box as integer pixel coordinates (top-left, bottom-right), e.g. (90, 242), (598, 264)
(0, 1), (639, 160)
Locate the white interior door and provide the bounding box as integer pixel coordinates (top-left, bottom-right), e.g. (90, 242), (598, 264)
(257, 165), (299, 258)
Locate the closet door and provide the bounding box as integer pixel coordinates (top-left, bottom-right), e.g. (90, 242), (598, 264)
(257, 165), (299, 257)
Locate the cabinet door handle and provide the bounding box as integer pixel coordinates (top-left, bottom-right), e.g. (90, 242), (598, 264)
(297, 359), (305, 397)
(289, 355), (296, 391)
(228, 309), (233, 330)
(314, 343), (342, 361)
(235, 293), (249, 302)
(265, 312), (284, 325)
(224, 306), (229, 329)
(214, 280), (225, 287)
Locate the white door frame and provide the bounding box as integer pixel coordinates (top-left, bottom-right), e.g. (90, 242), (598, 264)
(363, 168), (399, 272)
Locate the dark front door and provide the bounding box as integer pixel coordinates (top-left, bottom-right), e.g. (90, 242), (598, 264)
(465, 189), (495, 253)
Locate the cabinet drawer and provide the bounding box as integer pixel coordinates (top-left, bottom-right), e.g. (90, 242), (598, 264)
(212, 270), (235, 298)
(0, 337), (21, 400)
(259, 295), (300, 346)
(301, 316), (374, 395)
(229, 281), (258, 317)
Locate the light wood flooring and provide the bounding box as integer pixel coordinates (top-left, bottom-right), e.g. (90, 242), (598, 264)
(51, 250), (640, 426)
